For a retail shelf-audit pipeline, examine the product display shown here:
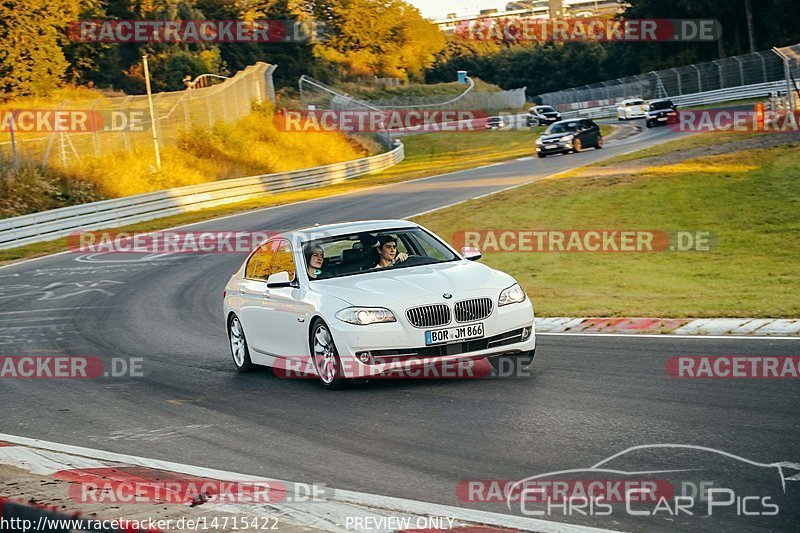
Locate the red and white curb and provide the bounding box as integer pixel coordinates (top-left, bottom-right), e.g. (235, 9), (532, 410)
(0, 434), (618, 533)
(535, 317), (800, 337)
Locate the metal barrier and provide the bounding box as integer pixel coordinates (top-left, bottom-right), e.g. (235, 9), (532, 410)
(538, 44), (800, 114)
(560, 81), (787, 119)
(0, 141), (404, 250)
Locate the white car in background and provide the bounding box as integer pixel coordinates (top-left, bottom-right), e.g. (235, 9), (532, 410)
(224, 220), (536, 389)
(616, 98), (648, 120)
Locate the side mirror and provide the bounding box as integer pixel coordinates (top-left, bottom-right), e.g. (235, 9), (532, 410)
(267, 271), (292, 288)
(461, 246), (482, 261)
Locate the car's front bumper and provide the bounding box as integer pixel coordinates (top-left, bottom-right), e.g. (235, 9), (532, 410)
(646, 113), (677, 125)
(536, 139), (574, 154)
(328, 300), (535, 378)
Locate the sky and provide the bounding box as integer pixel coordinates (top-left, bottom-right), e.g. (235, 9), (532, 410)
(406, 0), (511, 20)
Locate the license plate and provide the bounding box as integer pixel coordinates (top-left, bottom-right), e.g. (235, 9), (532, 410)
(425, 323), (484, 345)
(545, 144), (557, 149)
(658, 117), (668, 121)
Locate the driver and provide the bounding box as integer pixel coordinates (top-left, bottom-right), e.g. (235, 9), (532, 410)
(373, 234), (408, 268)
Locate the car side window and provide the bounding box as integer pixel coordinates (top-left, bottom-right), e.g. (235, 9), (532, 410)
(245, 241), (276, 281)
(271, 240), (296, 282)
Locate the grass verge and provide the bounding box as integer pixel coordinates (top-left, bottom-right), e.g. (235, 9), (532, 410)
(413, 142), (800, 318)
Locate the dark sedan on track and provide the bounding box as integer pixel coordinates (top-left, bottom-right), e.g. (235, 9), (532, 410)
(535, 118), (603, 158)
(645, 99), (679, 128)
(527, 105), (562, 127)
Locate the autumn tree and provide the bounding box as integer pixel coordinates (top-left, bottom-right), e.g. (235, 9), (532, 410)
(0, 0), (81, 99)
(312, 0), (444, 80)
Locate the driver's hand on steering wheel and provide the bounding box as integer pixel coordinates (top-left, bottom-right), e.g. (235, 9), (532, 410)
(394, 252), (409, 263)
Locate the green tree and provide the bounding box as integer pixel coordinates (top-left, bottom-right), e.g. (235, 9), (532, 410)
(312, 0), (444, 80)
(0, 0), (81, 99)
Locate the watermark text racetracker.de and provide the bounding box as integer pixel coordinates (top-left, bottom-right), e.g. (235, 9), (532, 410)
(68, 19), (324, 43)
(458, 17), (721, 43)
(667, 356), (800, 379)
(1, 110), (146, 133)
(68, 231), (275, 254)
(271, 355), (532, 380)
(0, 356), (143, 379)
(453, 230), (715, 253)
(65, 474), (327, 505)
(274, 109), (490, 133)
(672, 109), (800, 134)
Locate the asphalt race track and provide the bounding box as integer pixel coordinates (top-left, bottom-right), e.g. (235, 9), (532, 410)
(1, 124), (798, 532)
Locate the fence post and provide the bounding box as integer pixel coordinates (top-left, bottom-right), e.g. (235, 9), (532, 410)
(692, 64), (702, 92)
(772, 47), (796, 112)
(758, 52), (768, 82)
(713, 60), (723, 89)
(672, 69), (682, 95)
(89, 99), (100, 158)
(9, 110), (19, 170)
(733, 56), (745, 86)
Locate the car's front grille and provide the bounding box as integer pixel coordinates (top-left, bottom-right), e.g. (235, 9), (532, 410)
(368, 328), (526, 362)
(454, 298), (493, 323)
(406, 304), (451, 328)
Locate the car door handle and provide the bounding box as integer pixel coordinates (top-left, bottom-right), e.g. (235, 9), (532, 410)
(262, 289), (271, 299)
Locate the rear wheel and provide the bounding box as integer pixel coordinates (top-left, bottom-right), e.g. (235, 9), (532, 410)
(310, 319), (346, 390)
(228, 314), (253, 372)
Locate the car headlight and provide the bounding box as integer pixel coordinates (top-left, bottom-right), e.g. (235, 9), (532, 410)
(560, 134), (573, 142)
(336, 307), (396, 325)
(535, 138), (543, 145)
(499, 283), (526, 306)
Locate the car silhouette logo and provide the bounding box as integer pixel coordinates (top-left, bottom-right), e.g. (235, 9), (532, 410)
(443, 293), (453, 299)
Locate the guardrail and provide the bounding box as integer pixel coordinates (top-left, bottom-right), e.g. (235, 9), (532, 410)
(0, 142), (404, 251)
(558, 81), (786, 119)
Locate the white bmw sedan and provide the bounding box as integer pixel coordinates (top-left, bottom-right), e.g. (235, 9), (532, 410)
(616, 98), (648, 120)
(223, 220), (535, 389)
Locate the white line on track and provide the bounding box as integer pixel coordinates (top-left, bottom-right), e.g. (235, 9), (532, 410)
(537, 332), (800, 341)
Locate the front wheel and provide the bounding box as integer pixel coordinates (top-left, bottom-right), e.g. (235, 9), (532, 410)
(228, 314), (253, 372)
(596, 137), (604, 149)
(537, 153), (546, 158)
(310, 319), (346, 390)
(573, 138), (583, 152)
(488, 351), (535, 377)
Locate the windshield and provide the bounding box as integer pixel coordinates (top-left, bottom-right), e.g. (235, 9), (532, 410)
(649, 100), (674, 110)
(545, 121), (579, 134)
(536, 106), (556, 113)
(626, 100), (645, 106)
(303, 228), (459, 280)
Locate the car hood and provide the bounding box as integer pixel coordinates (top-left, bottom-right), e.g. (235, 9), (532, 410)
(310, 260), (515, 306)
(539, 131), (576, 141)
